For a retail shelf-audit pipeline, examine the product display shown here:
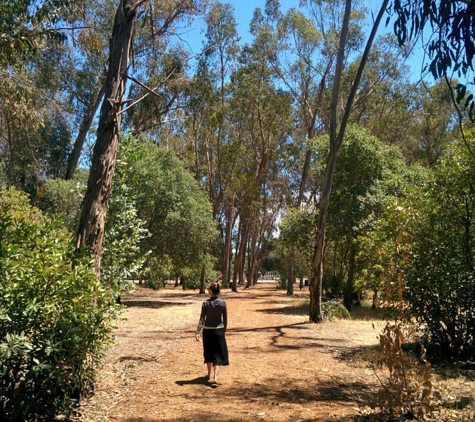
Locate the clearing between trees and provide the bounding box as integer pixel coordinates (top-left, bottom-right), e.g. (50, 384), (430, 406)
(74, 283), (475, 422)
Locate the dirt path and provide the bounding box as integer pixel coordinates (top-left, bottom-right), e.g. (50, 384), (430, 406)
(75, 283), (387, 422)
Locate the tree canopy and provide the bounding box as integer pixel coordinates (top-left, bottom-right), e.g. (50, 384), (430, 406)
(391, 0), (475, 120)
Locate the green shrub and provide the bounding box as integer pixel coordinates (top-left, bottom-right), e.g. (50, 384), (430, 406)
(321, 300), (351, 321)
(0, 188), (118, 421)
(400, 138), (475, 360)
(41, 170), (88, 232)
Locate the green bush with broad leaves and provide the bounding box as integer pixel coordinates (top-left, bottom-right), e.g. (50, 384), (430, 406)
(400, 136), (475, 360)
(0, 187), (118, 421)
(321, 300), (351, 321)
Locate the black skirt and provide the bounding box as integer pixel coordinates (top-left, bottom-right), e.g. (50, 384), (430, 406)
(202, 328), (229, 366)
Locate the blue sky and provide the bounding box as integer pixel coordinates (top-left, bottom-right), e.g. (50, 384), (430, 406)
(177, 0), (428, 84)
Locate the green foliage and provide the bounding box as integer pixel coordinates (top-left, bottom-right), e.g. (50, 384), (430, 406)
(400, 134), (475, 360)
(102, 144), (151, 294)
(279, 204), (317, 256)
(312, 126), (407, 301)
(0, 0), (73, 65)
(367, 133), (475, 360)
(143, 255), (174, 289)
(391, 0), (475, 120)
(119, 135), (217, 285)
(0, 187), (117, 420)
(275, 274), (287, 290)
(354, 164), (431, 306)
(275, 204), (316, 286)
(41, 170), (89, 232)
(321, 300), (351, 321)
(42, 164), (149, 295)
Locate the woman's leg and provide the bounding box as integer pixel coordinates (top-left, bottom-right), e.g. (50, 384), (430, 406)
(206, 362), (212, 378)
(213, 365), (220, 383)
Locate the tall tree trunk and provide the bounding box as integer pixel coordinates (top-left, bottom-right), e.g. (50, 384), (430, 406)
(344, 242), (356, 311)
(231, 217), (243, 292)
(308, 0), (389, 322)
(65, 84), (105, 180)
(76, 0), (138, 275)
(246, 228), (258, 289)
(237, 219), (249, 286)
(223, 201), (233, 288)
(245, 235), (255, 289)
(286, 144), (310, 296)
(199, 263), (206, 294)
(285, 50), (332, 296)
(309, 149), (339, 322)
(287, 257), (294, 295)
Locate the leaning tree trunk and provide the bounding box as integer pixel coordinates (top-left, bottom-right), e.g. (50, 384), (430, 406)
(309, 149), (339, 322)
(308, 0), (389, 322)
(65, 84), (105, 180)
(76, 0), (138, 275)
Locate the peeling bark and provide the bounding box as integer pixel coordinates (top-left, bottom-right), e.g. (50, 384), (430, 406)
(76, 0), (139, 274)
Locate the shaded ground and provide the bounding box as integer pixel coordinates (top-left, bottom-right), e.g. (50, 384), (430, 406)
(74, 283), (475, 421)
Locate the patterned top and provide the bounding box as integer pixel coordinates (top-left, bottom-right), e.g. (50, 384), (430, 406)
(196, 296), (227, 335)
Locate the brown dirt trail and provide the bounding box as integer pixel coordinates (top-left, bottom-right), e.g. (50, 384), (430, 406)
(75, 283), (388, 422)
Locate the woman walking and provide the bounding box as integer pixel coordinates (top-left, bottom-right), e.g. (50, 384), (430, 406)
(195, 281), (229, 388)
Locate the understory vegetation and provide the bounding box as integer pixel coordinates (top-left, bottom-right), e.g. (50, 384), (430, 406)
(0, 188), (118, 420)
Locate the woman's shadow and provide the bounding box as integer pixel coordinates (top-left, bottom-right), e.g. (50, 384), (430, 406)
(175, 376), (213, 387)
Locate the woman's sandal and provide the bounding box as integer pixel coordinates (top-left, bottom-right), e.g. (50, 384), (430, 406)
(211, 381), (218, 388)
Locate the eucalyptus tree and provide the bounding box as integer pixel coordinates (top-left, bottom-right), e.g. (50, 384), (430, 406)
(184, 2), (240, 287)
(254, 0), (368, 294)
(343, 34), (419, 147)
(253, 2), (321, 294)
(0, 1), (75, 196)
(63, 0), (117, 179)
(0, 52), (72, 197)
(345, 39), (464, 166)
(276, 203), (317, 290)
(406, 80), (463, 167)
(307, 0), (390, 322)
(225, 29), (294, 291)
(75, 0), (204, 274)
(124, 47), (191, 137)
(0, 0), (116, 196)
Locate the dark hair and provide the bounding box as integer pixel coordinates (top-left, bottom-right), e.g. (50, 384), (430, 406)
(208, 281), (221, 296)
